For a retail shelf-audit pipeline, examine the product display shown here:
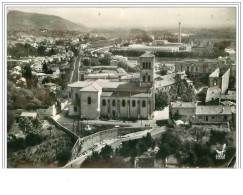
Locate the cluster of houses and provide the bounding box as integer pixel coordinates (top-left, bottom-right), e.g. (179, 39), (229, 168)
(170, 58), (235, 128)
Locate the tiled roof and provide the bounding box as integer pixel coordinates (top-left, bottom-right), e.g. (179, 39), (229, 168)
(80, 82), (102, 92)
(101, 91), (152, 98)
(196, 106), (232, 115)
(171, 102), (196, 108)
(67, 81), (93, 88)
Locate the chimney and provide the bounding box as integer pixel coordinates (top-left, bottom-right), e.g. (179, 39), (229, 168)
(178, 22), (181, 43)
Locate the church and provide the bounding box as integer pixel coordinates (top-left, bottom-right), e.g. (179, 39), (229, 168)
(68, 53), (155, 120)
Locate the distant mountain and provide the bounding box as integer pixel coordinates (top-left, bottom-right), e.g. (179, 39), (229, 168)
(7, 10), (87, 32)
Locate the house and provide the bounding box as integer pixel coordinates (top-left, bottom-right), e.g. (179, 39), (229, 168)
(209, 68), (230, 94)
(206, 68), (231, 104)
(170, 102), (232, 124)
(175, 59), (219, 79)
(170, 102), (197, 121)
(194, 106), (232, 123)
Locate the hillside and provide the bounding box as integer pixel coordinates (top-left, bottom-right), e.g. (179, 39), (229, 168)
(7, 10), (87, 32)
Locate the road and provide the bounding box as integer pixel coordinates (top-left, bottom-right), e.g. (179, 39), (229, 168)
(64, 126), (166, 168)
(90, 45), (113, 55)
(70, 55), (82, 83)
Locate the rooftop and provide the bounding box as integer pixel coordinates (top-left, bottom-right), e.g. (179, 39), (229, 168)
(171, 102), (196, 108)
(196, 106), (231, 115)
(101, 91), (152, 98)
(140, 52), (155, 58)
(67, 81), (93, 88)
(20, 112), (37, 117)
(79, 82), (102, 92)
(155, 73), (176, 88)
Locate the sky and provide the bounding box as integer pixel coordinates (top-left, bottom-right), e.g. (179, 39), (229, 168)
(9, 7), (236, 29)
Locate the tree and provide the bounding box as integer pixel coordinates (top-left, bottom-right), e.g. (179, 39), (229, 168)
(155, 91), (169, 110)
(56, 149), (71, 165)
(100, 145), (113, 160)
(156, 130), (181, 160)
(7, 111), (15, 132)
(32, 117), (43, 129)
(25, 131), (43, 146)
(159, 69), (167, 76)
(83, 58), (90, 66)
(23, 65), (32, 79)
(48, 47), (57, 56)
(117, 60), (136, 73)
(42, 61), (48, 73)
(18, 117), (33, 135)
(37, 45), (46, 56)
(168, 79), (195, 102)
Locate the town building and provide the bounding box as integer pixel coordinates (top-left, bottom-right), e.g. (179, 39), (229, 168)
(194, 105), (232, 123)
(206, 68), (230, 104)
(170, 101), (232, 124)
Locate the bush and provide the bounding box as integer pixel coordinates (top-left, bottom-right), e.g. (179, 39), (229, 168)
(100, 145), (113, 160)
(56, 149), (71, 165)
(7, 135), (26, 152)
(7, 111), (15, 132)
(25, 132), (44, 147)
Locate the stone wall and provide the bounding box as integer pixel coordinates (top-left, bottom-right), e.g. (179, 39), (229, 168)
(71, 126), (151, 160)
(46, 116), (79, 140)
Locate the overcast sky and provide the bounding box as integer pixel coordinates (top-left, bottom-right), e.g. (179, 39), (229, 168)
(9, 7), (236, 29)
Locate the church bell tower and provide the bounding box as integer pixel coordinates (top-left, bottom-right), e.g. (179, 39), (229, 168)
(139, 52), (155, 88)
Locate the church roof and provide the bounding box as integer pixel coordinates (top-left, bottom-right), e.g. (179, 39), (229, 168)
(79, 82), (102, 92)
(101, 91), (152, 98)
(67, 81), (93, 88)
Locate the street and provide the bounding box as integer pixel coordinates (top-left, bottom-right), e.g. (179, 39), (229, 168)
(64, 126), (166, 168)
(70, 55), (82, 83)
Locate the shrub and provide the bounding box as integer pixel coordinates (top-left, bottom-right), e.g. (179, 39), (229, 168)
(25, 132), (44, 147)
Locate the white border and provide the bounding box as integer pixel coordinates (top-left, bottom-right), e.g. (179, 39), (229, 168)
(1, 1), (242, 195)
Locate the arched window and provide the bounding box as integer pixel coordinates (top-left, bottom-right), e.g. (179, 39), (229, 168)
(88, 97), (91, 104)
(142, 100), (146, 107)
(122, 100), (126, 107)
(148, 75), (151, 82)
(143, 62), (146, 69)
(132, 100), (136, 107)
(74, 106), (77, 112)
(148, 62), (151, 69)
(143, 75), (146, 82)
(112, 100), (116, 106)
(191, 66), (193, 72)
(75, 93), (79, 101)
(102, 99), (106, 106)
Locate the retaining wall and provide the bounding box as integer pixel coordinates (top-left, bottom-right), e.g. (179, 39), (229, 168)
(71, 126), (151, 160)
(46, 116), (79, 140)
